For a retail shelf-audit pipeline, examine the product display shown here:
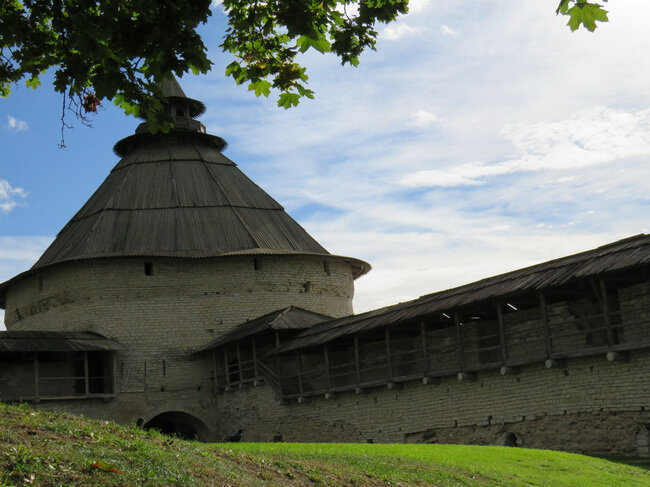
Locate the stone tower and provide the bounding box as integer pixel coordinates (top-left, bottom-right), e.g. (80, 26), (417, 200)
(0, 78), (369, 437)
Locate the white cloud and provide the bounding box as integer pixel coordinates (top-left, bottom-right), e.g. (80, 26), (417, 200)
(401, 108), (650, 188)
(381, 23), (425, 40)
(440, 24), (457, 36)
(409, 109), (439, 127)
(0, 180), (27, 213)
(408, 0), (432, 14)
(6, 115), (28, 132)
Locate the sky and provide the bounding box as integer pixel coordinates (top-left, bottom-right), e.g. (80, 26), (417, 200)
(1, 1), (650, 330)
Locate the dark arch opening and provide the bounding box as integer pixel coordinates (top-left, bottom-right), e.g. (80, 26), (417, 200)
(503, 432), (518, 447)
(143, 412), (208, 441)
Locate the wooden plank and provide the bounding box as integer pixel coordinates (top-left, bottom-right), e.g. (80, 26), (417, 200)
(212, 351), (218, 389)
(599, 277), (615, 347)
(354, 335), (361, 386)
(252, 336), (259, 379)
(235, 341), (244, 383)
(223, 347), (231, 389)
(539, 292), (552, 357)
(84, 351), (90, 396)
(274, 331), (283, 394)
(454, 312), (466, 370)
(385, 328), (393, 380)
(323, 344), (332, 391)
(496, 303), (508, 364)
(297, 352), (304, 396)
(420, 319), (429, 375)
(34, 353), (39, 400)
(111, 352), (117, 395)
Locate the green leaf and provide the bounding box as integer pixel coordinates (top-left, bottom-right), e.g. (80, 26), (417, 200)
(248, 79), (272, 97)
(277, 92), (300, 109)
(565, 2), (608, 32)
(25, 77), (42, 89)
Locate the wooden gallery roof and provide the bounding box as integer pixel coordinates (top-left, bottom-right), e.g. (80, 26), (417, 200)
(196, 306), (332, 352)
(0, 79), (369, 306)
(0, 331), (125, 352)
(271, 234), (650, 354)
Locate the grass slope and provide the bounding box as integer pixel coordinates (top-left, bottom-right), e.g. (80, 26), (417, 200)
(1, 402), (649, 486)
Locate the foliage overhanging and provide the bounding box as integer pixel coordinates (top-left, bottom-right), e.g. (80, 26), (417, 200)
(0, 0), (608, 134)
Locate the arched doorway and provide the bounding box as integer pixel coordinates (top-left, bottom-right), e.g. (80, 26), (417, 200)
(143, 411), (208, 441)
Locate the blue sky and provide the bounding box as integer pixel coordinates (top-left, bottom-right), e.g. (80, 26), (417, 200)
(2, 1), (650, 329)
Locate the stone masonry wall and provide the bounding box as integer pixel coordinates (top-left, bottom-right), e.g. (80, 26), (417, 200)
(3, 254), (355, 432)
(215, 348), (650, 456)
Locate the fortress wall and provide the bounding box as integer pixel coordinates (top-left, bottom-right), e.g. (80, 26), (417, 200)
(3, 255), (354, 425)
(214, 278), (650, 456)
(215, 348), (650, 456)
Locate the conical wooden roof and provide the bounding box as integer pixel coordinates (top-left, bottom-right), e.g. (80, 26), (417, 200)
(2, 80), (369, 300)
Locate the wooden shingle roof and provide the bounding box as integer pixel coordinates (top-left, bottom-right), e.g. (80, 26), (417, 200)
(0, 82), (369, 305)
(0, 331), (125, 352)
(271, 234), (650, 354)
(195, 306), (332, 352)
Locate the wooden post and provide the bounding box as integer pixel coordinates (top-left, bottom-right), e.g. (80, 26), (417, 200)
(223, 348), (231, 389)
(420, 319), (429, 375)
(252, 336), (259, 380)
(33, 352), (39, 401)
(454, 311), (466, 371)
(323, 344), (332, 391)
(83, 351), (90, 396)
(539, 292), (552, 358)
(354, 335), (362, 387)
(599, 277), (615, 347)
(274, 331), (283, 395)
(385, 328), (393, 380)
(297, 352), (304, 396)
(212, 351), (218, 389)
(235, 341), (244, 383)
(111, 353), (118, 395)
(496, 303), (508, 364)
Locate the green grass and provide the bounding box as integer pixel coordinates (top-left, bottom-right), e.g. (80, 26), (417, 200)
(1, 402), (649, 486)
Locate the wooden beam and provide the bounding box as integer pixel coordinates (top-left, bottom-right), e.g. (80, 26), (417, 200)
(84, 351), (90, 396)
(539, 292), (552, 358)
(496, 303), (508, 364)
(252, 336), (259, 380)
(323, 344), (332, 391)
(274, 331), (283, 395)
(354, 335), (361, 387)
(599, 277), (615, 347)
(297, 352), (304, 397)
(454, 311), (466, 371)
(385, 328), (393, 380)
(33, 352), (39, 401)
(111, 353), (117, 395)
(235, 341), (244, 383)
(212, 351), (218, 390)
(420, 319), (429, 375)
(223, 347), (231, 390)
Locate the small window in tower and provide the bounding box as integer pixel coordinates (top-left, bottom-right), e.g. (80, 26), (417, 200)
(144, 262), (153, 276)
(38, 275), (44, 291)
(253, 258), (262, 271)
(323, 261), (330, 275)
(176, 108), (185, 117)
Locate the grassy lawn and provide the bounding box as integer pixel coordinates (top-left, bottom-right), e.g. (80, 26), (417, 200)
(1, 402), (649, 486)
(225, 442), (650, 486)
